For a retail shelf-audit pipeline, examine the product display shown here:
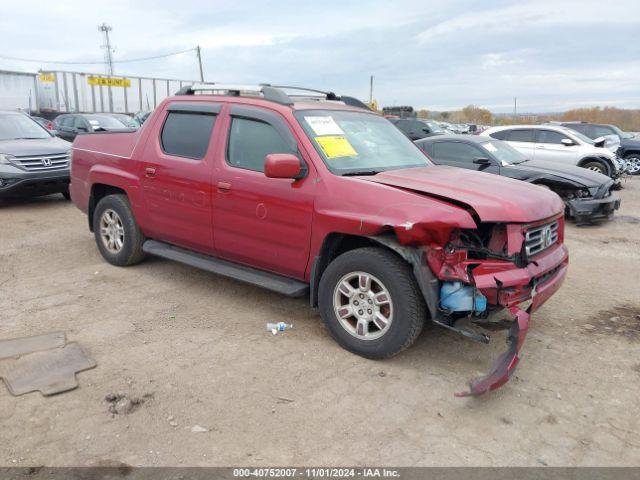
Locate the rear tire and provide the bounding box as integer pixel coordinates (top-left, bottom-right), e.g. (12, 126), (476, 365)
(581, 160), (609, 176)
(318, 247), (426, 359)
(61, 190), (71, 200)
(93, 194), (145, 266)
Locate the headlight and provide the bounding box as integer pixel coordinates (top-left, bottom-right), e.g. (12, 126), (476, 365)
(0, 153), (16, 165)
(67, 149), (73, 169)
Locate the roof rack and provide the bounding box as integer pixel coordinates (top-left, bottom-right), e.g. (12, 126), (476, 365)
(174, 83), (372, 111)
(175, 83), (293, 105)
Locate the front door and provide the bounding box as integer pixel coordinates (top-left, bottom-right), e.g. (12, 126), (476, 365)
(139, 102), (221, 254)
(212, 105), (315, 279)
(533, 129), (579, 164)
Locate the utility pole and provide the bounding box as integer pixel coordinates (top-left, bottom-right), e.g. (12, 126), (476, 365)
(514, 96), (517, 118)
(98, 23), (115, 76)
(196, 46), (204, 82)
(369, 75), (374, 104)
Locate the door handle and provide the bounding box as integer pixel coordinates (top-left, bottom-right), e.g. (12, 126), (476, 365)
(535, 146), (546, 149)
(145, 167), (156, 178)
(217, 181), (231, 193)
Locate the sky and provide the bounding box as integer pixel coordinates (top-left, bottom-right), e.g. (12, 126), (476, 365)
(1, 0), (639, 113)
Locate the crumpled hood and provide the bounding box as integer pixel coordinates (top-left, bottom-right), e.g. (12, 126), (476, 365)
(506, 159), (610, 188)
(0, 137), (71, 156)
(359, 166), (564, 223)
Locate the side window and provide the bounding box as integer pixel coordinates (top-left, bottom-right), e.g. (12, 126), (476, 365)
(411, 121), (428, 132)
(393, 120), (410, 133)
(506, 129), (535, 143)
(161, 112), (216, 159)
(227, 117), (295, 172)
(537, 130), (571, 144)
(432, 142), (483, 163)
(592, 125), (615, 138)
(73, 117), (88, 129)
(61, 116), (74, 127)
(489, 130), (507, 140)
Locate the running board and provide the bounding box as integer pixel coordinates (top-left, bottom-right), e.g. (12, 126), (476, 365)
(142, 240), (309, 298)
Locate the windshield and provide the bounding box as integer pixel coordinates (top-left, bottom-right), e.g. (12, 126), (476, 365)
(609, 125), (633, 139)
(424, 120), (445, 133)
(481, 140), (527, 165)
(0, 114), (51, 140)
(113, 115), (139, 128)
(562, 127), (594, 145)
(295, 110), (431, 175)
(86, 115), (130, 130)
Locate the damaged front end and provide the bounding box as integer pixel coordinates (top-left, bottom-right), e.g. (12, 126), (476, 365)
(380, 214), (569, 397)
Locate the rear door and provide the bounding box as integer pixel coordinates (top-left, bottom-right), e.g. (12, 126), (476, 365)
(503, 128), (537, 159)
(139, 102), (221, 254)
(533, 129), (579, 164)
(211, 105), (315, 279)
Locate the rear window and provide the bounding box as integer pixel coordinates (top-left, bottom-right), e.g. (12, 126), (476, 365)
(161, 112), (216, 159)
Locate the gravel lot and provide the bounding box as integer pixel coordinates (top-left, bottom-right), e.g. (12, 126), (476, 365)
(1, 177), (639, 467)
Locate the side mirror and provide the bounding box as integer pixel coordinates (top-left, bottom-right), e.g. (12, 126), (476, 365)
(422, 127), (431, 133)
(473, 157), (491, 165)
(76, 126), (88, 133)
(561, 138), (575, 146)
(264, 154), (306, 180)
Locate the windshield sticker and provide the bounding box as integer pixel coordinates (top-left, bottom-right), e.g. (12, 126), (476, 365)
(315, 136), (357, 159)
(485, 143), (498, 152)
(305, 116), (344, 136)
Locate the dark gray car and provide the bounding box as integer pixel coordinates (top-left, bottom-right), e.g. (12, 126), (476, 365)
(416, 135), (620, 224)
(0, 111), (71, 199)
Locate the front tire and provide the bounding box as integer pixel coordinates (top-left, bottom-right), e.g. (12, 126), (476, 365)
(581, 160), (609, 176)
(92, 194), (145, 266)
(625, 154), (640, 175)
(318, 247), (426, 359)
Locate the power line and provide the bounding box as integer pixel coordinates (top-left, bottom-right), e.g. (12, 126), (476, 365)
(0, 47), (197, 66)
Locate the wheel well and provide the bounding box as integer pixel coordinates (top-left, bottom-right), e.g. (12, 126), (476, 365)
(578, 157), (610, 175)
(624, 150), (640, 158)
(88, 184), (127, 231)
(310, 233), (406, 308)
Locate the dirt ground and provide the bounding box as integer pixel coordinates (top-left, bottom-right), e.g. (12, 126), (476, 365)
(1, 177), (639, 468)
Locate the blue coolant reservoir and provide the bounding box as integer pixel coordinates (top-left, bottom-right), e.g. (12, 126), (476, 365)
(440, 281), (487, 313)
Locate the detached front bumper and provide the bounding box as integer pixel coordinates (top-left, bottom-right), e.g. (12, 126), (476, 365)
(566, 194), (621, 224)
(455, 243), (569, 397)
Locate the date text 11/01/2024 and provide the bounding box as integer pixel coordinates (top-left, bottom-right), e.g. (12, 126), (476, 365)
(232, 468), (400, 478)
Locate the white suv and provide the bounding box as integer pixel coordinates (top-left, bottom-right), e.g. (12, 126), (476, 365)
(481, 125), (622, 179)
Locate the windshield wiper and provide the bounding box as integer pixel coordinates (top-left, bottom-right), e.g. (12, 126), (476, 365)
(342, 170), (381, 176)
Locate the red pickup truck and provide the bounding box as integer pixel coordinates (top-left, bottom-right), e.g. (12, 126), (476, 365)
(70, 85), (568, 396)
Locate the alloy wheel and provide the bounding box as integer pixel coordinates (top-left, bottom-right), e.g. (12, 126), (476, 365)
(99, 209), (125, 254)
(333, 271), (393, 340)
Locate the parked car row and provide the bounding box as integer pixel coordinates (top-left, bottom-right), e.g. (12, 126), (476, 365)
(0, 110), (146, 200)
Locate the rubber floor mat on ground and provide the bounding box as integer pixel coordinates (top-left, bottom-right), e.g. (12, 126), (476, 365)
(0, 333), (96, 396)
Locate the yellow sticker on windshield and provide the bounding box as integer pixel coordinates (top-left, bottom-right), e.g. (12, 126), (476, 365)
(315, 136), (357, 159)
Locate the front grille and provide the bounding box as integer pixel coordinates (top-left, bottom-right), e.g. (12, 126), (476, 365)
(10, 153), (69, 172)
(524, 220), (559, 256)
